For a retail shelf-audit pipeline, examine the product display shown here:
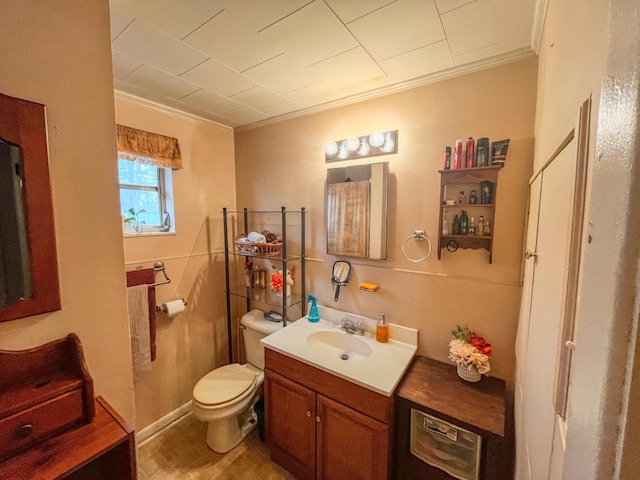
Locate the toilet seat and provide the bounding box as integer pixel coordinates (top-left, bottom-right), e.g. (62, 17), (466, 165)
(193, 364), (257, 407)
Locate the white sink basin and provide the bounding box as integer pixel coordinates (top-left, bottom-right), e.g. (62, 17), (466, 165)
(261, 305), (418, 396)
(306, 330), (373, 361)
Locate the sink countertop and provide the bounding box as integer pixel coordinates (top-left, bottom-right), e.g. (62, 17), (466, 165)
(261, 306), (418, 397)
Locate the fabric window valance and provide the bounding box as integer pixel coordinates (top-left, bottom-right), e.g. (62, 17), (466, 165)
(116, 124), (183, 170)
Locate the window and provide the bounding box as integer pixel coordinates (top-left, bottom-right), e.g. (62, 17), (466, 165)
(118, 156), (174, 233)
(115, 124), (182, 234)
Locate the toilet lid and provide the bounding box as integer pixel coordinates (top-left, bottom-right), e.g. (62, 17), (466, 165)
(193, 364), (257, 406)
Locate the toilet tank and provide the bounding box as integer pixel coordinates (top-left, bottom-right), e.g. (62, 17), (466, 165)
(241, 310), (282, 370)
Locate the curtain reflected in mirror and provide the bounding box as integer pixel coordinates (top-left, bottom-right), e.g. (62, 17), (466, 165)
(326, 162), (388, 260)
(0, 139), (32, 307)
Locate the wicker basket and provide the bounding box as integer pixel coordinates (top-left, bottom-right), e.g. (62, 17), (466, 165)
(457, 363), (482, 383)
(235, 235), (282, 257)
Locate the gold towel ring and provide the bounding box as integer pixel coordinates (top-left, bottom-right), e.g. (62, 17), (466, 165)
(401, 230), (432, 263)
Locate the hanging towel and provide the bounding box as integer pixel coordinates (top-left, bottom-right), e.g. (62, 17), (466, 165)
(127, 284), (151, 382)
(126, 268), (157, 361)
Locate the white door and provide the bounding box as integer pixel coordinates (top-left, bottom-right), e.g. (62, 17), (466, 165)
(515, 99), (590, 480)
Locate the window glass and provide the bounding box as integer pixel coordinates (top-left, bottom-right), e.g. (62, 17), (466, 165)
(118, 158), (173, 233)
(118, 159), (158, 187)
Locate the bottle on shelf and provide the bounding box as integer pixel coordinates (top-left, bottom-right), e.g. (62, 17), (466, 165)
(443, 146), (452, 170)
(466, 137), (475, 168)
(477, 216), (485, 237)
(460, 210), (469, 235)
(452, 215), (460, 235)
(442, 213), (450, 235)
(457, 191), (466, 205)
(468, 216), (476, 235)
(453, 139), (463, 169)
(469, 189), (478, 204)
(484, 220), (492, 236)
(244, 262), (253, 287)
(376, 313), (389, 343)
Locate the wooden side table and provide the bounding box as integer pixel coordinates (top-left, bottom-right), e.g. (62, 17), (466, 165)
(394, 356), (508, 480)
(0, 396), (136, 479)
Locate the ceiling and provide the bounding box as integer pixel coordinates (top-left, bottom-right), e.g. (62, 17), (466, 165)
(110, 0), (539, 129)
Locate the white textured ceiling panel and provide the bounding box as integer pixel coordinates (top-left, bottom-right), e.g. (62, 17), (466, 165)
(435, 0), (477, 14)
(110, 0), (539, 128)
(112, 51), (142, 80)
(182, 10), (281, 72)
(231, 86), (297, 114)
(442, 0), (534, 56)
(243, 54), (320, 95)
(325, 0), (396, 23)
(179, 89), (243, 115)
(225, 0), (313, 32)
(111, 0), (226, 40)
(348, 0), (445, 61)
(113, 21), (207, 75)
(260, 1), (359, 67)
(379, 40), (455, 81)
(180, 59), (258, 98)
(308, 47), (387, 90)
(123, 64), (199, 99)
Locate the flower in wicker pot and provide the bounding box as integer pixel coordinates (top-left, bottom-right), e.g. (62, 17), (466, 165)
(448, 325), (492, 382)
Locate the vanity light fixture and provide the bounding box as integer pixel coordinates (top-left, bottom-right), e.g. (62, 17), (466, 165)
(325, 130), (398, 163)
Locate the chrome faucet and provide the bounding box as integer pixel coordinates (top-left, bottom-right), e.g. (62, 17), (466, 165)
(341, 318), (364, 335)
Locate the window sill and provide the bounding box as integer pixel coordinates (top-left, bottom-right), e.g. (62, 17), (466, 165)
(123, 231), (176, 238)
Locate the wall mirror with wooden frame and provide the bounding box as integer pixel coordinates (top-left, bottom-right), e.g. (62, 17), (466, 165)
(0, 92), (60, 322)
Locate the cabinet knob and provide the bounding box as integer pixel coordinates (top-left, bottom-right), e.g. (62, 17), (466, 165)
(306, 410), (311, 418)
(15, 424), (33, 440)
(316, 416), (321, 423)
(524, 249), (538, 260)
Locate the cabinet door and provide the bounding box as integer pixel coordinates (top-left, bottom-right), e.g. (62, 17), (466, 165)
(316, 394), (389, 480)
(265, 369), (316, 480)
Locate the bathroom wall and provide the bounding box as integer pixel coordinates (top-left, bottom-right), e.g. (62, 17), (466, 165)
(234, 57), (538, 385)
(0, 0), (135, 421)
(115, 97), (236, 431)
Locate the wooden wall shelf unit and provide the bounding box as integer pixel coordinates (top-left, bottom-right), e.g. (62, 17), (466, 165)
(0, 396), (136, 480)
(437, 166), (500, 263)
(394, 356), (508, 480)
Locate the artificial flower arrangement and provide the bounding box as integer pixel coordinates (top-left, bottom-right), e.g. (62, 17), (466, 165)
(270, 266), (295, 293)
(448, 324), (493, 375)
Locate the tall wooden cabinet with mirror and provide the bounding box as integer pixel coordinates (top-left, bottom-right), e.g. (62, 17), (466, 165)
(437, 166), (500, 263)
(0, 92), (60, 322)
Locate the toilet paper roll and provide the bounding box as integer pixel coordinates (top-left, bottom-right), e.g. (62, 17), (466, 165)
(160, 299), (186, 318)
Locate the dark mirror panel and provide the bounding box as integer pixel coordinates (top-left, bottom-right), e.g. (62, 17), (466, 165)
(0, 139), (32, 307)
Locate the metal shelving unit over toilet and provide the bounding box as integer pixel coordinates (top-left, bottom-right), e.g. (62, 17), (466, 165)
(222, 207), (306, 363)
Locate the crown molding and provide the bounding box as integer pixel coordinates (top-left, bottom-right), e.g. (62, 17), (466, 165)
(531, 0), (549, 54)
(113, 91), (234, 133)
(235, 47), (536, 132)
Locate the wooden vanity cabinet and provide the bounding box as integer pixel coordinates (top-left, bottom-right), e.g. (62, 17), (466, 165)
(264, 349), (393, 480)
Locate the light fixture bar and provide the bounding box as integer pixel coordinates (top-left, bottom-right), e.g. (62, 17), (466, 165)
(325, 130), (398, 163)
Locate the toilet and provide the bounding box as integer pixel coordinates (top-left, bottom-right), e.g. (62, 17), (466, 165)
(192, 309), (281, 453)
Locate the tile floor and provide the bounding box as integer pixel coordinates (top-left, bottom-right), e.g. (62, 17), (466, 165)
(137, 413), (295, 479)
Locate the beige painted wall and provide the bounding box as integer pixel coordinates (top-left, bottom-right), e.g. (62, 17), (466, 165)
(0, 1), (135, 421)
(234, 57), (537, 384)
(115, 98), (236, 430)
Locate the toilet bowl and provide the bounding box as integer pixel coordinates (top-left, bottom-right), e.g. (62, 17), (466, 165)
(192, 309), (281, 453)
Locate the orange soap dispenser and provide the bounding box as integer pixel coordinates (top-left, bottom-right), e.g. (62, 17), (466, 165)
(376, 312), (389, 343)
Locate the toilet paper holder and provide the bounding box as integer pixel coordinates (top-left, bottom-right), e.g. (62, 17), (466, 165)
(156, 298), (187, 314)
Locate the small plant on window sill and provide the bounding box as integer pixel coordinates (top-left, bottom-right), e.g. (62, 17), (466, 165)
(122, 208), (146, 234)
